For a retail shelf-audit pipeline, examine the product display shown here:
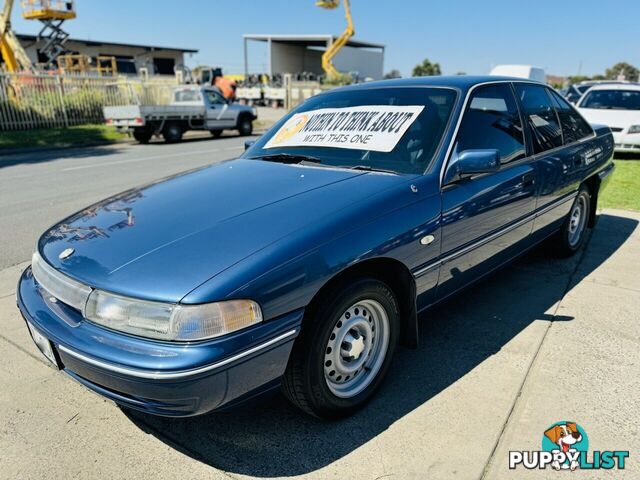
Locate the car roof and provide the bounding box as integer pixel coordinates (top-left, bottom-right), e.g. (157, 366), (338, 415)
(585, 83), (640, 92)
(331, 75), (545, 94)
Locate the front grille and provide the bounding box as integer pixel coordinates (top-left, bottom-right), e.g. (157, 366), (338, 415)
(31, 252), (92, 312)
(610, 127), (623, 132)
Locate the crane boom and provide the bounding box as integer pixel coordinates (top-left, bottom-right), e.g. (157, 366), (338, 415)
(316, 0), (354, 79)
(1, 0), (34, 72)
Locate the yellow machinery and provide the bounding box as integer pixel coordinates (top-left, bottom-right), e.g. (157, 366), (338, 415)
(22, 0), (76, 68)
(21, 0), (75, 20)
(0, 0), (33, 71)
(1, 0), (76, 71)
(316, 0), (354, 79)
(57, 53), (117, 76)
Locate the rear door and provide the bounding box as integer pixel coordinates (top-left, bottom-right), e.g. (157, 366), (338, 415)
(437, 83), (537, 298)
(514, 84), (593, 239)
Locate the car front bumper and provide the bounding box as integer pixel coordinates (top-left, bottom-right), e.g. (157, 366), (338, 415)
(17, 267), (301, 417)
(612, 131), (640, 152)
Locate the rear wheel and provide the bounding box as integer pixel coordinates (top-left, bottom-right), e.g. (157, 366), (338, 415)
(555, 185), (591, 256)
(132, 128), (152, 144)
(282, 278), (399, 419)
(210, 129), (223, 138)
(237, 116), (253, 136)
(162, 123), (183, 143)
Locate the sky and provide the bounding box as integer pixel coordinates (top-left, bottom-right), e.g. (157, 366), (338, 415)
(11, 0), (640, 78)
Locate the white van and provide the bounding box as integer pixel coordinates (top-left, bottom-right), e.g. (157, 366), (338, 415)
(489, 65), (546, 83)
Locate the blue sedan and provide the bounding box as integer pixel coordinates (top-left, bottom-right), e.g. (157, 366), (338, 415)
(17, 76), (615, 419)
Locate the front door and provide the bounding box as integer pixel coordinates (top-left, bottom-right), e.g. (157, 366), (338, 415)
(437, 83), (537, 299)
(205, 90), (236, 129)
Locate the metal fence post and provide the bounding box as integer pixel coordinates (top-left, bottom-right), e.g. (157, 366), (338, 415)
(284, 73), (292, 111)
(56, 76), (69, 128)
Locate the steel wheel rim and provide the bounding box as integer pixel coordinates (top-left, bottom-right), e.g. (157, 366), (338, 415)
(568, 195), (587, 247)
(324, 299), (390, 398)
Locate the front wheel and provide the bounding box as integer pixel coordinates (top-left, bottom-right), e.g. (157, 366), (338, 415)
(282, 278), (399, 419)
(555, 185), (591, 256)
(237, 117), (253, 136)
(210, 129), (223, 138)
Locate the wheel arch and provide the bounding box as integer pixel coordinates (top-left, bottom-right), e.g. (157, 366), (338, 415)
(304, 257), (418, 348)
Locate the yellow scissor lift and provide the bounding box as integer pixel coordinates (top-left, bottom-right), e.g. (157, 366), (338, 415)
(22, 0), (75, 68)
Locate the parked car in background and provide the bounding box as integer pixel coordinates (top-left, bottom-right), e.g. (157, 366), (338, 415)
(104, 85), (257, 144)
(18, 76), (614, 420)
(577, 83), (640, 153)
(560, 84), (584, 104)
(489, 65), (546, 83)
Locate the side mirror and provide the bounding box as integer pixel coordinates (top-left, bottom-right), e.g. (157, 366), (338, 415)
(244, 140), (255, 151)
(444, 149), (500, 184)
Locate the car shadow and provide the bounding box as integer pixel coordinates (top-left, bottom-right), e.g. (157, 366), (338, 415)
(123, 213), (637, 477)
(142, 133), (259, 147)
(0, 144), (126, 169)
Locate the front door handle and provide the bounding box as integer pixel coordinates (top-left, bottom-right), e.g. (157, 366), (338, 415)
(522, 172), (535, 187)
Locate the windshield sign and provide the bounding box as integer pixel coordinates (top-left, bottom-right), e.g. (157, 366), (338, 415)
(265, 105), (424, 152)
(245, 87), (457, 175)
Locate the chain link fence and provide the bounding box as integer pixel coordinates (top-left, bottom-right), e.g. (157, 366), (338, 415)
(0, 73), (177, 131)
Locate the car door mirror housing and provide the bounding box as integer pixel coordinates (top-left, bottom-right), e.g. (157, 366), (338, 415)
(244, 140), (256, 151)
(444, 149), (500, 184)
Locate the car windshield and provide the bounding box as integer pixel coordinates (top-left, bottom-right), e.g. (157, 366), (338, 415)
(575, 85), (592, 94)
(244, 87), (457, 174)
(581, 89), (640, 110)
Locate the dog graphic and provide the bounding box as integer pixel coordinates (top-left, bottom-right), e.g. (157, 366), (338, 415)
(544, 422), (583, 471)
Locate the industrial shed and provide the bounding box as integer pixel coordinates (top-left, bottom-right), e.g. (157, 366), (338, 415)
(243, 34), (385, 80)
(15, 34), (198, 75)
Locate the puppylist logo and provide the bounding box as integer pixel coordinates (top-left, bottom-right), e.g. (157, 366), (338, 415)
(509, 421), (629, 471)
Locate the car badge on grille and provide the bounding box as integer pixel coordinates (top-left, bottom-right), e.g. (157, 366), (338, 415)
(58, 248), (75, 260)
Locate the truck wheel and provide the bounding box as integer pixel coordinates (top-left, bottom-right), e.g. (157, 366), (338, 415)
(555, 185), (591, 257)
(132, 128), (152, 144)
(210, 129), (223, 138)
(162, 123), (183, 143)
(282, 278), (399, 419)
(237, 117), (253, 136)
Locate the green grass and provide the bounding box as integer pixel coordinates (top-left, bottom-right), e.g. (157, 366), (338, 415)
(600, 158), (640, 212)
(0, 125), (126, 150)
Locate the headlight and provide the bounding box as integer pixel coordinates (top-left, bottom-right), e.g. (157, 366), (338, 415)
(628, 125), (640, 134)
(84, 289), (262, 341)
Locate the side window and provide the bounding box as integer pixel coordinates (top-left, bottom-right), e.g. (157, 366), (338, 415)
(548, 89), (593, 143)
(515, 85), (563, 154)
(455, 84), (526, 164)
(206, 91), (225, 105)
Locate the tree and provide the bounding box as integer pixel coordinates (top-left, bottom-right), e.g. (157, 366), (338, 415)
(605, 62), (639, 82)
(412, 58), (441, 77)
(384, 69), (402, 79)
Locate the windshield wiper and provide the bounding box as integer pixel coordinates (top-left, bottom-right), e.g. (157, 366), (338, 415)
(342, 165), (399, 175)
(249, 153), (322, 164)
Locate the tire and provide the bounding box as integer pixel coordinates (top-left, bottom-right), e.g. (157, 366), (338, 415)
(210, 129), (223, 138)
(162, 123), (183, 143)
(132, 128), (152, 144)
(237, 116), (253, 136)
(282, 278), (400, 419)
(555, 185), (591, 256)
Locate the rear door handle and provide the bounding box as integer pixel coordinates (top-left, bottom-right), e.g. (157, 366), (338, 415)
(522, 172), (535, 187)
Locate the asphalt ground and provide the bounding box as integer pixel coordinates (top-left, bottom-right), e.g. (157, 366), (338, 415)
(0, 136), (637, 479)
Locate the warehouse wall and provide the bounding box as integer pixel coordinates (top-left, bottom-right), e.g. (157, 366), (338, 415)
(269, 43), (383, 79)
(21, 39), (186, 75)
(270, 43), (323, 75)
(333, 46), (383, 80)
